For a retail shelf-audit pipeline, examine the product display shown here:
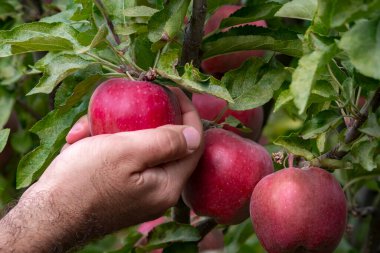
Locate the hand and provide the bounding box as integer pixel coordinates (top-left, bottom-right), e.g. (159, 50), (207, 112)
(0, 89), (203, 253)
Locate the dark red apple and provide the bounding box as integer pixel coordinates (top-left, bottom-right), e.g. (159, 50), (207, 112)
(183, 128), (274, 225)
(192, 93), (263, 140)
(201, 5), (267, 75)
(88, 79), (182, 135)
(250, 167), (347, 253)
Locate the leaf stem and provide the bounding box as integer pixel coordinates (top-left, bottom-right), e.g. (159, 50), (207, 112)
(85, 52), (120, 72)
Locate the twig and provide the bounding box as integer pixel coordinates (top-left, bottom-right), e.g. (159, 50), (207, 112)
(195, 218), (218, 240)
(312, 87), (380, 165)
(94, 0), (121, 45)
(179, 0), (208, 68)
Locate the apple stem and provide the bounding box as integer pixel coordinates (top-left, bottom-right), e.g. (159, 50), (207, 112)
(172, 197), (191, 224)
(195, 218), (218, 240)
(288, 153), (294, 168)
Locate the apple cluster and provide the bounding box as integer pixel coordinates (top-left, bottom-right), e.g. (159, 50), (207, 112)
(86, 5), (347, 253)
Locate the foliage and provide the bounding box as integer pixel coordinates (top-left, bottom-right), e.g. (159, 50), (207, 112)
(0, 0), (379, 252)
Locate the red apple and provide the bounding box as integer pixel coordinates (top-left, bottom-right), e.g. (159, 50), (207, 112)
(192, 93), (263, 141)
(250, 167), (347, 253)
(201, 5), (267, 75)
(183, 128), (274, 225)
(88, 79), (182, 135)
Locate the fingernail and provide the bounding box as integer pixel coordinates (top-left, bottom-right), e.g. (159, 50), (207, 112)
(183, 127), (201, 151)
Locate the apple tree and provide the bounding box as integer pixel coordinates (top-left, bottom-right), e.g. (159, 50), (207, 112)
(0, 0), (380, 252)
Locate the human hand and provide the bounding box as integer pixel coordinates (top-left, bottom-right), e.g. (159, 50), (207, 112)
(0, 89), (203, 253)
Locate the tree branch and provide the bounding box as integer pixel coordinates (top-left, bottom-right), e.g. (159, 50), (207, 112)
(312, 87), (380, 165)
(179, 0), (207, 68)
(94, 0), (121, 45)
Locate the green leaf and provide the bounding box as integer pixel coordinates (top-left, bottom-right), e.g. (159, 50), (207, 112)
(329, 0), (380, 28)
(339, 19), (380, 80)
(202, 26), (303, 59)
(221, 58), (288, 110)
(224, 116), (253, 133)
(274, 133), (315, 160)
(301, 110), (342, 139)
(0, 87), (15, 128)
(148, 0), (191, 43)
(0, 22), (86, 57)
(219, 2), (282, 28)
(16, 102), (88, 189)
(156, 65), (233, 103)
(275, 0), (317, 20)
(28, 53), (95, 95)
(360, 113), (380, 138)
(131, 34), (156, 70)
(80, 24), (108, 53)
(156, 46), (181, 75)
(290, 43), (337, 114)
(124, 6), (159, 17)
(350, 137), (378, 171)
(274, 89), (293, 112)
(141, 222), (200, 251)
(0, 129), (10, 153)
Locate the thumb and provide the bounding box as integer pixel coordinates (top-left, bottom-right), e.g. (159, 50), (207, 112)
(115, 125), (201, 168)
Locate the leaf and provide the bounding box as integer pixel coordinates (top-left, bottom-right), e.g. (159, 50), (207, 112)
(360, 113), (380, 138)
(301, 110), (342, 139)
(275, 0), (317, 20)
(0, 129), (10, 153)
(156, 65), (233, 103)
(202, 26), (303, 59)
(221, 58), (288, 110)
(156, 46), (180, 75)
(329, 0), (380, 28)
(124, 6), (159, 17)
(274, 89), (293, 112)
(0, 87), (15, 128)
(224, 116), (252, 133)
(290, 43), (337, 114)
(16, 102), (88, 189)
(148, 0), (191, 43)
(140, 222), (200, 251)
(219, 2), (282, 28)
(274, 133), (315, 160)
(0, 22), (86, 57)
(28, 53), (95, 95)
(339, 19), (380, 80)
(131, 34), (156, 70)
(80, 24), (108, 53)
(350, 137), (379, 171)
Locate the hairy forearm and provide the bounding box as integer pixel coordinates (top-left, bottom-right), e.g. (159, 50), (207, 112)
(0, 186), (101, 253)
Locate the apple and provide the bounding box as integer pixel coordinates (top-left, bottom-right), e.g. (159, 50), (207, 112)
(201, 5), (267, 75)
(88, 79), (182, 135)
(250, 167), (347, 253)
(192, 93), (263, 141)
(183, 128), (274, 225)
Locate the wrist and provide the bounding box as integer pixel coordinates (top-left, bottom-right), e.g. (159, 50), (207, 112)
(0, 183), (101, 253)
